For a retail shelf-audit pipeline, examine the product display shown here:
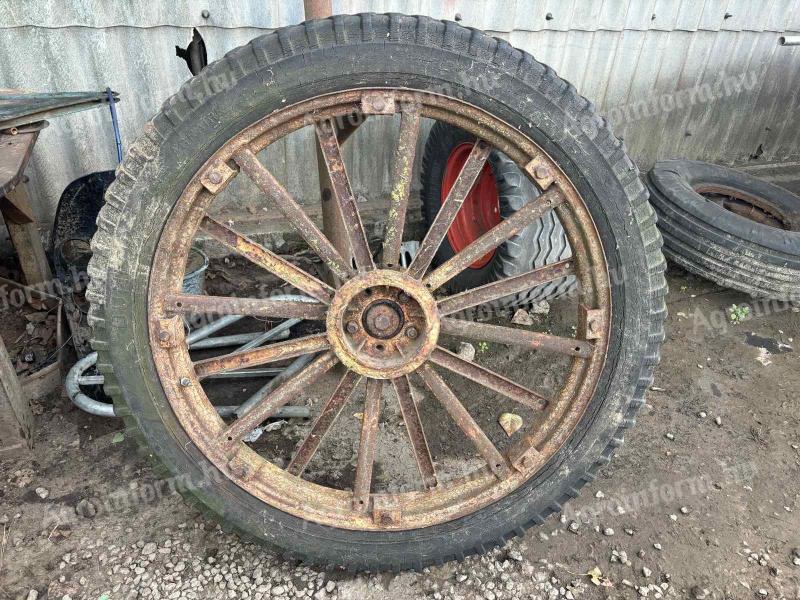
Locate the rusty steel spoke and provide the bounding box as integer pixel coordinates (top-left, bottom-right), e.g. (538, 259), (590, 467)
(440, 317), (593, 359)
(164, 293), (327, 320)
(437, 259), (574, 316)
(286, 369), (362, 476)
(194, 333), (330, 379)
(424, 188), (566, 290)
(417, 363), (508, 477)
(200, 216), (334, 303)
(221, 352), (338, 445)
(233, 148), (355, 280)
(315, 119), (374, 271)
(391, 375), (437, 488)
(381, 109), (422, 268)
(429, 347), (547, 410)
(352, 378), (383, 511)
(408, 140), (491, 278)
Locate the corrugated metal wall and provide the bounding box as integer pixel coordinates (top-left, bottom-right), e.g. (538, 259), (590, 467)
(2, 0), (800, 233)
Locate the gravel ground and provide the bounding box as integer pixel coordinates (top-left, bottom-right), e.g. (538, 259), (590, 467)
(1, 268), (799, 600)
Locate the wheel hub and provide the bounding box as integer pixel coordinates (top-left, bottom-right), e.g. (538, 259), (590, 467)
(326, 270), (439, 379)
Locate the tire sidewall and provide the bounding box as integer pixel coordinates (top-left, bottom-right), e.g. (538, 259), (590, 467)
(101, 39), (653, 566)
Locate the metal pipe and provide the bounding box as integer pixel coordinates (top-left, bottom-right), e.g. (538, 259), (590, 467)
(188, 330), (288, 350)
(66, 352), (116, 417)
(67, 354), (305, 417)
(215, 405), (310, 419)
(236, 317), (300, 352)
(186, 314), (244, 344)
(235, 352), (318, 417)
(106, 87), (123, 163)
(779, 35), (800, 46)
(204, 368), (284, 379)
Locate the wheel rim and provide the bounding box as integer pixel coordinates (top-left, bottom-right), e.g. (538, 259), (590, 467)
(441, 142), (501, 269)
(147, 88), (611, 531)
(695, 183), (794, 231)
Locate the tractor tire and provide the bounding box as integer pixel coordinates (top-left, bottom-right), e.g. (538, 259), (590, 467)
(421, 122), (576, 309)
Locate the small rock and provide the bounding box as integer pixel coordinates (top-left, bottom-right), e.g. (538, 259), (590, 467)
(35, 487), (49, 500)
(141, 542), (157, 556)
(603, 527), (615, 536)
(665, 432), (675, 441)
(691, 586), (709, 599)
(669, 514), (677, 521)
(757, 590), (768, 597)
(680, 506), (690, 514)
(26, 591), (38, 600)
(714, 416), (722, 426)
(642, 566), (652, 577)
(508, 550), (523, 561)
(653, 543), (662, 551)
(75, 499), (98, 518)
(568, 521), (580, 533)
(595, 491), (605, 499)
(457, 342), (476, 362)
(529, 300), (550, 315)
(698, 411), (707, 418)
(511, 309), (534, 326)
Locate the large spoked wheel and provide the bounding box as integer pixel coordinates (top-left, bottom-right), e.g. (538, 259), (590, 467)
(88, 14), (666, 570)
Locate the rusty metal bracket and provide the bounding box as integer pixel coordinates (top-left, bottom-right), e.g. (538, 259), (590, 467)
(579, 305), (605, 340)
(157, 315), (185, 348)
(372, 494), (402, 526)
(200, 161), (237, 194)
(509, 444), (545, 473)
(524, 155), (555, 190)
(360, 91), (396, 115)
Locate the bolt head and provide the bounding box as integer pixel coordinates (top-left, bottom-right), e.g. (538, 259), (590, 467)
(405, 326), (419, 339)
(534, 165), (550, 180)
(201, 9), (210, 18)
(207, 171), (223, 184)
(158, 330), (171, 341)
(179, 377), (191, 387)
(346, 321), (359, 334)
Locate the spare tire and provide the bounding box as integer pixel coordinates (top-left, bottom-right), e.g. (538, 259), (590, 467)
(647, 160), (800, 300)
(421, 122), (576, 309)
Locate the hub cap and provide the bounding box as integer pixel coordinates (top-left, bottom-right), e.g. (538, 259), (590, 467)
(326, 270), (439, 379)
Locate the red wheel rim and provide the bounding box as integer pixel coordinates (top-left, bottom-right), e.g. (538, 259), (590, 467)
(441, 142), (502, 268)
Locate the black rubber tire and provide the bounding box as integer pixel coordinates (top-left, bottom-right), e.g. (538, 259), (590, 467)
(87, 13), (666, 571)
(420, 122), (576, 308)
(647, 160), (800, 300)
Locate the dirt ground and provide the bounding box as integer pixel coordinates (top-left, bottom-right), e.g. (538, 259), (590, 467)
(1, 267), (799, 600)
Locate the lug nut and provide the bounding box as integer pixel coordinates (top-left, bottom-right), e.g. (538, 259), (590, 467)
(179, 377), (191, 387)
(405, 326), (419, 339)
(346, 321), (359, 334)
(159, 330), (171, 342)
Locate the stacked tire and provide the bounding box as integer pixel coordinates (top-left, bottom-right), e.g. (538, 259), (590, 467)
(646, 160), (800, 301)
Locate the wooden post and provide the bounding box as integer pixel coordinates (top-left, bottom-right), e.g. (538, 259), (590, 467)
(2, 181), (52, 286)
(0, 333), (34, 457)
